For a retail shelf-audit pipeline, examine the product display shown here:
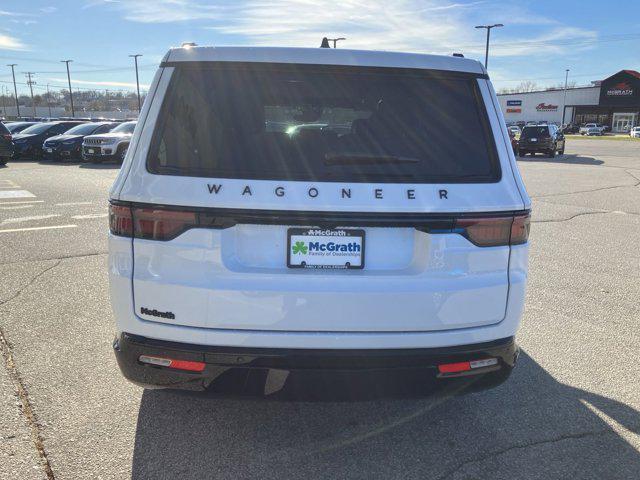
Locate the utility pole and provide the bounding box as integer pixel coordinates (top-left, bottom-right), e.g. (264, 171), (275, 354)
(24, 72), (36, 118)
(46, 83), (52, 118)
(1, 86), (6, 118)
(561, 69), (570, 126)
(327, 37), (346, 48)
(61, 60), (75, 117)
(129, 54), (142, 112)
(475, 24), (503, 69)
(7, 64), (20, 118)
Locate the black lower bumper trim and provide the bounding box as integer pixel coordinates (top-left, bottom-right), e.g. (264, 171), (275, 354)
(114, 333), (518, 393)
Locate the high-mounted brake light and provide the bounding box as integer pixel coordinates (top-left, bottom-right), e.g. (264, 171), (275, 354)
(139, 355), (206, 372)
(455, 212), (530, 247)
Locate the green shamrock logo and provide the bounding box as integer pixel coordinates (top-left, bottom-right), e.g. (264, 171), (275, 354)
(292, 241), (308, 255)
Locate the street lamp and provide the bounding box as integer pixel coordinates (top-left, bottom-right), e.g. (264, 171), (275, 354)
(475, 24), (503, 69)
(561, 69), (570, 126)
(7, 64), (20, 117)
(129, 54), (142, 112)
(60, 60), (75, 117)
(327, 37), (346, 48)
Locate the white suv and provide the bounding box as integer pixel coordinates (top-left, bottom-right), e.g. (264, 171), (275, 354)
(108, 46), (531, 394)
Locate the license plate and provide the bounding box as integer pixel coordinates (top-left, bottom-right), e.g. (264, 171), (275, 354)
(87, 148), (95, 154)
(287, 228), (365, 269)
(530, 138), (537, 142)
(46, 148), (53, 153)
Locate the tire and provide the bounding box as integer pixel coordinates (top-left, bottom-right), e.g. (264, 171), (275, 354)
(117, 145), (128, 164)
(547, 148), (556, 158)
(0, 159), (6, 166)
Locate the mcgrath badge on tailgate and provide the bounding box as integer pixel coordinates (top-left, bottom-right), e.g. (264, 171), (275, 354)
(287, 228), (365, 269)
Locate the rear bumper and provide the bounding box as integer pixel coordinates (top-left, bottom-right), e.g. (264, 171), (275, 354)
(113, 332), (518, 391)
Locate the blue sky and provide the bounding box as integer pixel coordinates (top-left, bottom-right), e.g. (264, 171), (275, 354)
(0, 0), (638, 96)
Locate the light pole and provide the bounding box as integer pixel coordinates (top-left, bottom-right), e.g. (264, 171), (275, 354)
(46, 83), (52, 118)
(475, 24), (503, 69)
(561, 69), (570, 126)
(129, 54), (142, 112)
(327, 37), (346, 48)
(61, 60), (75, 117)
(24, 72), (36, 117)
(7, 64), (20, 117)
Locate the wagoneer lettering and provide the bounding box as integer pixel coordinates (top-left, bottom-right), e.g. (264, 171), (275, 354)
(109, 46), (530, 394)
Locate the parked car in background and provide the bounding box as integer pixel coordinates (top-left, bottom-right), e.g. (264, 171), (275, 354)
(5, 121), (38, 134)
(584, 126), (602, 136)
(42, 121), (120, 161)
(562, 123), (579, 134)
(507, 125), (521, 137)
(82, 121), (136, 163)
(508, 129), (518, 155)
(579, 123), (604, 135)
(11, 121), (85, 159)
(517, 124), (565, 157)
(629, 126), (640, 138)
(0, 122), (13, 165)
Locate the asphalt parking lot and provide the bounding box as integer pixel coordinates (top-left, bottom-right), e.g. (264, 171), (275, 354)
(0, 139), (639, 479)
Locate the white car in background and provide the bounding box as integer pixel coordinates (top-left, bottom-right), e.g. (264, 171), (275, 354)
(82, 121), (137, 163)
(507, 125), (521, 136)
(629, 126), (640, 138)
(579, 123), (605, 135)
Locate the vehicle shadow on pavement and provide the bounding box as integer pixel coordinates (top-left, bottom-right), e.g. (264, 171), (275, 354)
(517, 154), (603, 166)
(78, 162), (121, 169)
(131, 352), (640, 480)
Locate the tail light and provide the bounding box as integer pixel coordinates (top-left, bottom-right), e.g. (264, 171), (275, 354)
(133, 208), (197, 240)
(2, 133), (11, 142)
(455, 212), (530, 247)
(109, 203), (196, 240)
(109, 204), (133, 236)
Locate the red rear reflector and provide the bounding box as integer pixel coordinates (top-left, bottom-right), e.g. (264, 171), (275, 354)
(109, 204), (133, 237)
(139, 355), (205, 372)
(438, 361), (471, 373)
(132, 208), (197, 241)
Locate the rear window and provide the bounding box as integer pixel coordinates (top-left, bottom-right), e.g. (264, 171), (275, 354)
(148, 63), (499, 183)
(521, 127), (550, 139)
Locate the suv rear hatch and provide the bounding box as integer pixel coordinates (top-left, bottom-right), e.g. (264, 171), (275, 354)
(116, 59), (527, 333)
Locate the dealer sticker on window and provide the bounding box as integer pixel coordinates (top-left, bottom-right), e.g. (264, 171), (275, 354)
(287, 228), (365, 269)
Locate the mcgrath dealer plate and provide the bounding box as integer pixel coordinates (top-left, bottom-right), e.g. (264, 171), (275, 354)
(287, 228), (365, 269)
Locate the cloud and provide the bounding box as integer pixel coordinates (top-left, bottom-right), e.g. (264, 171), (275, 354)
(102, 0), (597, 59)
(40, 6), (58, 13)
(0, 33), (28, 51)
(93, 0), (225, 22)
(48, 77), (151, 89)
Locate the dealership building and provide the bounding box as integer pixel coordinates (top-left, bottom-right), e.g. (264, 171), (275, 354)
(497, 69), (640, 132)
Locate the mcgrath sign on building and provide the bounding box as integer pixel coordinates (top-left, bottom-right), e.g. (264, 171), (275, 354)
(498, 70), (640, 132)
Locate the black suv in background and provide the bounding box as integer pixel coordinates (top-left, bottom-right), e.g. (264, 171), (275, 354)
(0, 122), (13, 165)
(517, 124), (565, 158)
(11, 121), (84, 159)
(5, 122), (38, 134)
(42, 122), (119, 161)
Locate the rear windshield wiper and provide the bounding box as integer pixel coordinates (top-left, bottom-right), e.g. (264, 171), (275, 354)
(324, 154), (421, 166)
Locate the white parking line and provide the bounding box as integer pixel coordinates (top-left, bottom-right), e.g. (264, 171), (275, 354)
(0, 224), (77, 234)
(1, 214), (60, 225)
(0, 205), (35, 210)
(0, 190), (36, 199)
(71, 213), (108, 219)
(56, 202), (94, 206)
(0, 200), (44, 205)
